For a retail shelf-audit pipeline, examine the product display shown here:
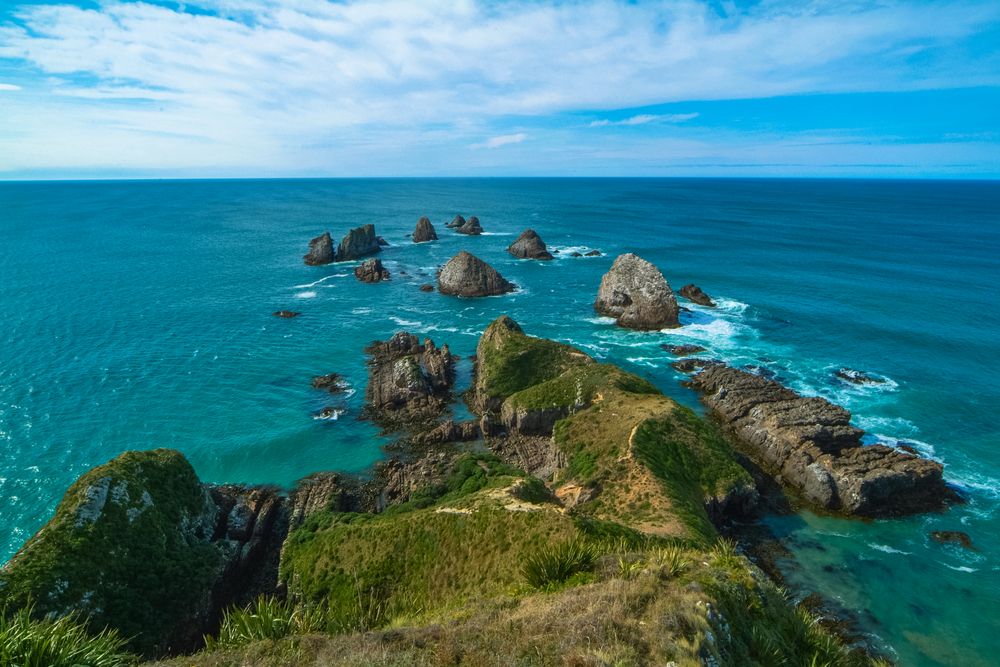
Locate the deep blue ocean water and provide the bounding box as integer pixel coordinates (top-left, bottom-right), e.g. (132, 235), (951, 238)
(1, 178), (997, 665)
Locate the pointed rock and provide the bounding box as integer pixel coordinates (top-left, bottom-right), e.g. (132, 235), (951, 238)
(456, 216), (483, 235)
(594, 253), (680, 330)
(413, 216), (438, 243)
(303, 232), (334, 265)
(446, 214), (466, 228)
(679, 283), (715, 307)
(438, 251), (515, 297)
(507, 229), (553, 260)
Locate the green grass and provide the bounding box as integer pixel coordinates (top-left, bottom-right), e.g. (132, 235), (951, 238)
(0, 603), (135, 667)
(206, 597), (325, 651)
(0, 449), (224, 656)
(520, 539), (598, 589)
(503, 362), (658, 412)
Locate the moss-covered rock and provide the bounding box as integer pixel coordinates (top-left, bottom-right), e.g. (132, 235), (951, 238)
(0, 449), (223, 655)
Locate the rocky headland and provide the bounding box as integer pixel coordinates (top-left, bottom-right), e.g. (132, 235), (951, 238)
(686, 364), (949, 517)
(594, 253), (681, 330)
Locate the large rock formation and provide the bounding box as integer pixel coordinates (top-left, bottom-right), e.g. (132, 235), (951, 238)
(413, 216), (438, 243)
(456, 216), (483, 235)
(363, 332), (456, 427)
(594, 253), (680, 330)
(354, 258), (390, 283)
(303, 232), (334, 265)
(0, 449), (288, 656)
(438, 251), (516, 297)
(507, 229), (554, 260)
(334, 224), (381, 262)
(679, 284), (716, 307)
(688, 365), (949, 517)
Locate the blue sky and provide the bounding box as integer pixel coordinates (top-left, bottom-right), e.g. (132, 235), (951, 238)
(0, 0), (998, 179)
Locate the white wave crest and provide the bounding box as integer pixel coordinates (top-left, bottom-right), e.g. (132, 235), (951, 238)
(294, 291), (317, 299)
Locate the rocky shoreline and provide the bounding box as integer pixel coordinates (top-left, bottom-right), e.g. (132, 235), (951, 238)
(0, 219), (961, 664)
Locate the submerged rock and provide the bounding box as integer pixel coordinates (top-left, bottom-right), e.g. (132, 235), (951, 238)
(679, 284), (716, 307)
(438, 251), (516, 297)
(835, 368), (888, 386)
(584, 250), (601, 257)
(929, 530), (976, 550)
(456, 216), (484, 235)
(334, 224), (381, 262)
(354, 258), (390, 283)
(419, 283), (435, 292)
(0, 449), (288, 656)
(569, 251), (583, 257)
(273, 310), (301, 318)
(303, 231), (334, 265)
(413, 216), (438, 243)
(664, 343), (706, 356)
(594, 253), (680, 330)
(363, 332), (456, 427)
(311, 373), (346, 393)
(507, 229), (554, 260)
(689, 365), (949, 517)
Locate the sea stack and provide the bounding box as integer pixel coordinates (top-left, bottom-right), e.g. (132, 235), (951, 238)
(303, 232), (334, 265)
(679, 283), (716, 307)
(446, 214), (466, 228)
(413, 217), (438, 243)
(438, 251), (515, 297)
(456, 216), (484, 235)
(507, 229), (554, 260)
(334, 224), (381, 261)
(594, 253), (680, 330)
(354, 258), (390, 283)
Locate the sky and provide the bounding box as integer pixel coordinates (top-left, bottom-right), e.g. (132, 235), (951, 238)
(0, 0), (998, 179)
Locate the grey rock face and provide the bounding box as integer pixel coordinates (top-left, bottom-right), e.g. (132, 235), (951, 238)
(363, 332), (456, 427)
(438, 251), (516, 297)
(303, 232), (334, 265)
(413, 216), (438, 243)
(507, 229), (554, 260)
(446, 214), (466, 228)
(456, 216), (483, 235)
(689, 365), (949, 517)
(354, 258), (390, 283)
(594, 253), (680, 330)
(679, 284), (716, 307)
(334, 224), (381, 261)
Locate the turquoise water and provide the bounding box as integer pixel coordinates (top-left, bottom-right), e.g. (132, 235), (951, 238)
(1, 178), (997, 665)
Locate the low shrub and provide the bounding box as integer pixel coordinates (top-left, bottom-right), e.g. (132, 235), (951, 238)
(205, 596), (324, 650)
(521, 540), (598, 589)
(0, 604), (134, 667)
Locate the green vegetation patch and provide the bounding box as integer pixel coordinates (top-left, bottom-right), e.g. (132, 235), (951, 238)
(0, 449), (223, 656)
(0, 603), (135, 667)
(630, 408), (754, 543)
(504, 362), (658, 413)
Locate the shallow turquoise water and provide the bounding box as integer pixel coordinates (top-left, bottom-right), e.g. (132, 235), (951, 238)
(1, 178), (997, 665)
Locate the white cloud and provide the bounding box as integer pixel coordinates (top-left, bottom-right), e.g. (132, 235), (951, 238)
(0, 83), (22, 91)
(590, 113), (699, 127)
(472, 133), (528, 150)
(0, 0), (996, 174)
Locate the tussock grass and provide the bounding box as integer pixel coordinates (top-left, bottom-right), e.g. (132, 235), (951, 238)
(520, 540), (598, 589)
(0, 604), (134, 667)
(206, 597), (324, 650)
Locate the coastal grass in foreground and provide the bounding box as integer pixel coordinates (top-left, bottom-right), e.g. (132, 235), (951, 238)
(0, 604), (135, 667)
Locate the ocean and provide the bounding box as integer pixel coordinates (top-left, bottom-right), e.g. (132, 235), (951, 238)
(1, 178), (997, 665)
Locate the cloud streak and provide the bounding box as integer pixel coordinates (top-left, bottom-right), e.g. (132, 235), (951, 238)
(590, 113), (699, 127)
(0, 0), (997, 176)
(472, 133), (528, 149)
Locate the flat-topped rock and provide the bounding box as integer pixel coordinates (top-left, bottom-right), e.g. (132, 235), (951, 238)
(438, 251), (515, 297)
(413, 216), (438, 243)
(507, 229), (553, 260)
(594, 253), (680, 330)
(354, 258), (390, 283)
(303, 232), (334, 265)
(689, 365), (948, 517)
(679, 284), (715, 307)
(456, 216), (483, 235)
(273, 310), (300, 318)
(334, 224), (381, 261)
